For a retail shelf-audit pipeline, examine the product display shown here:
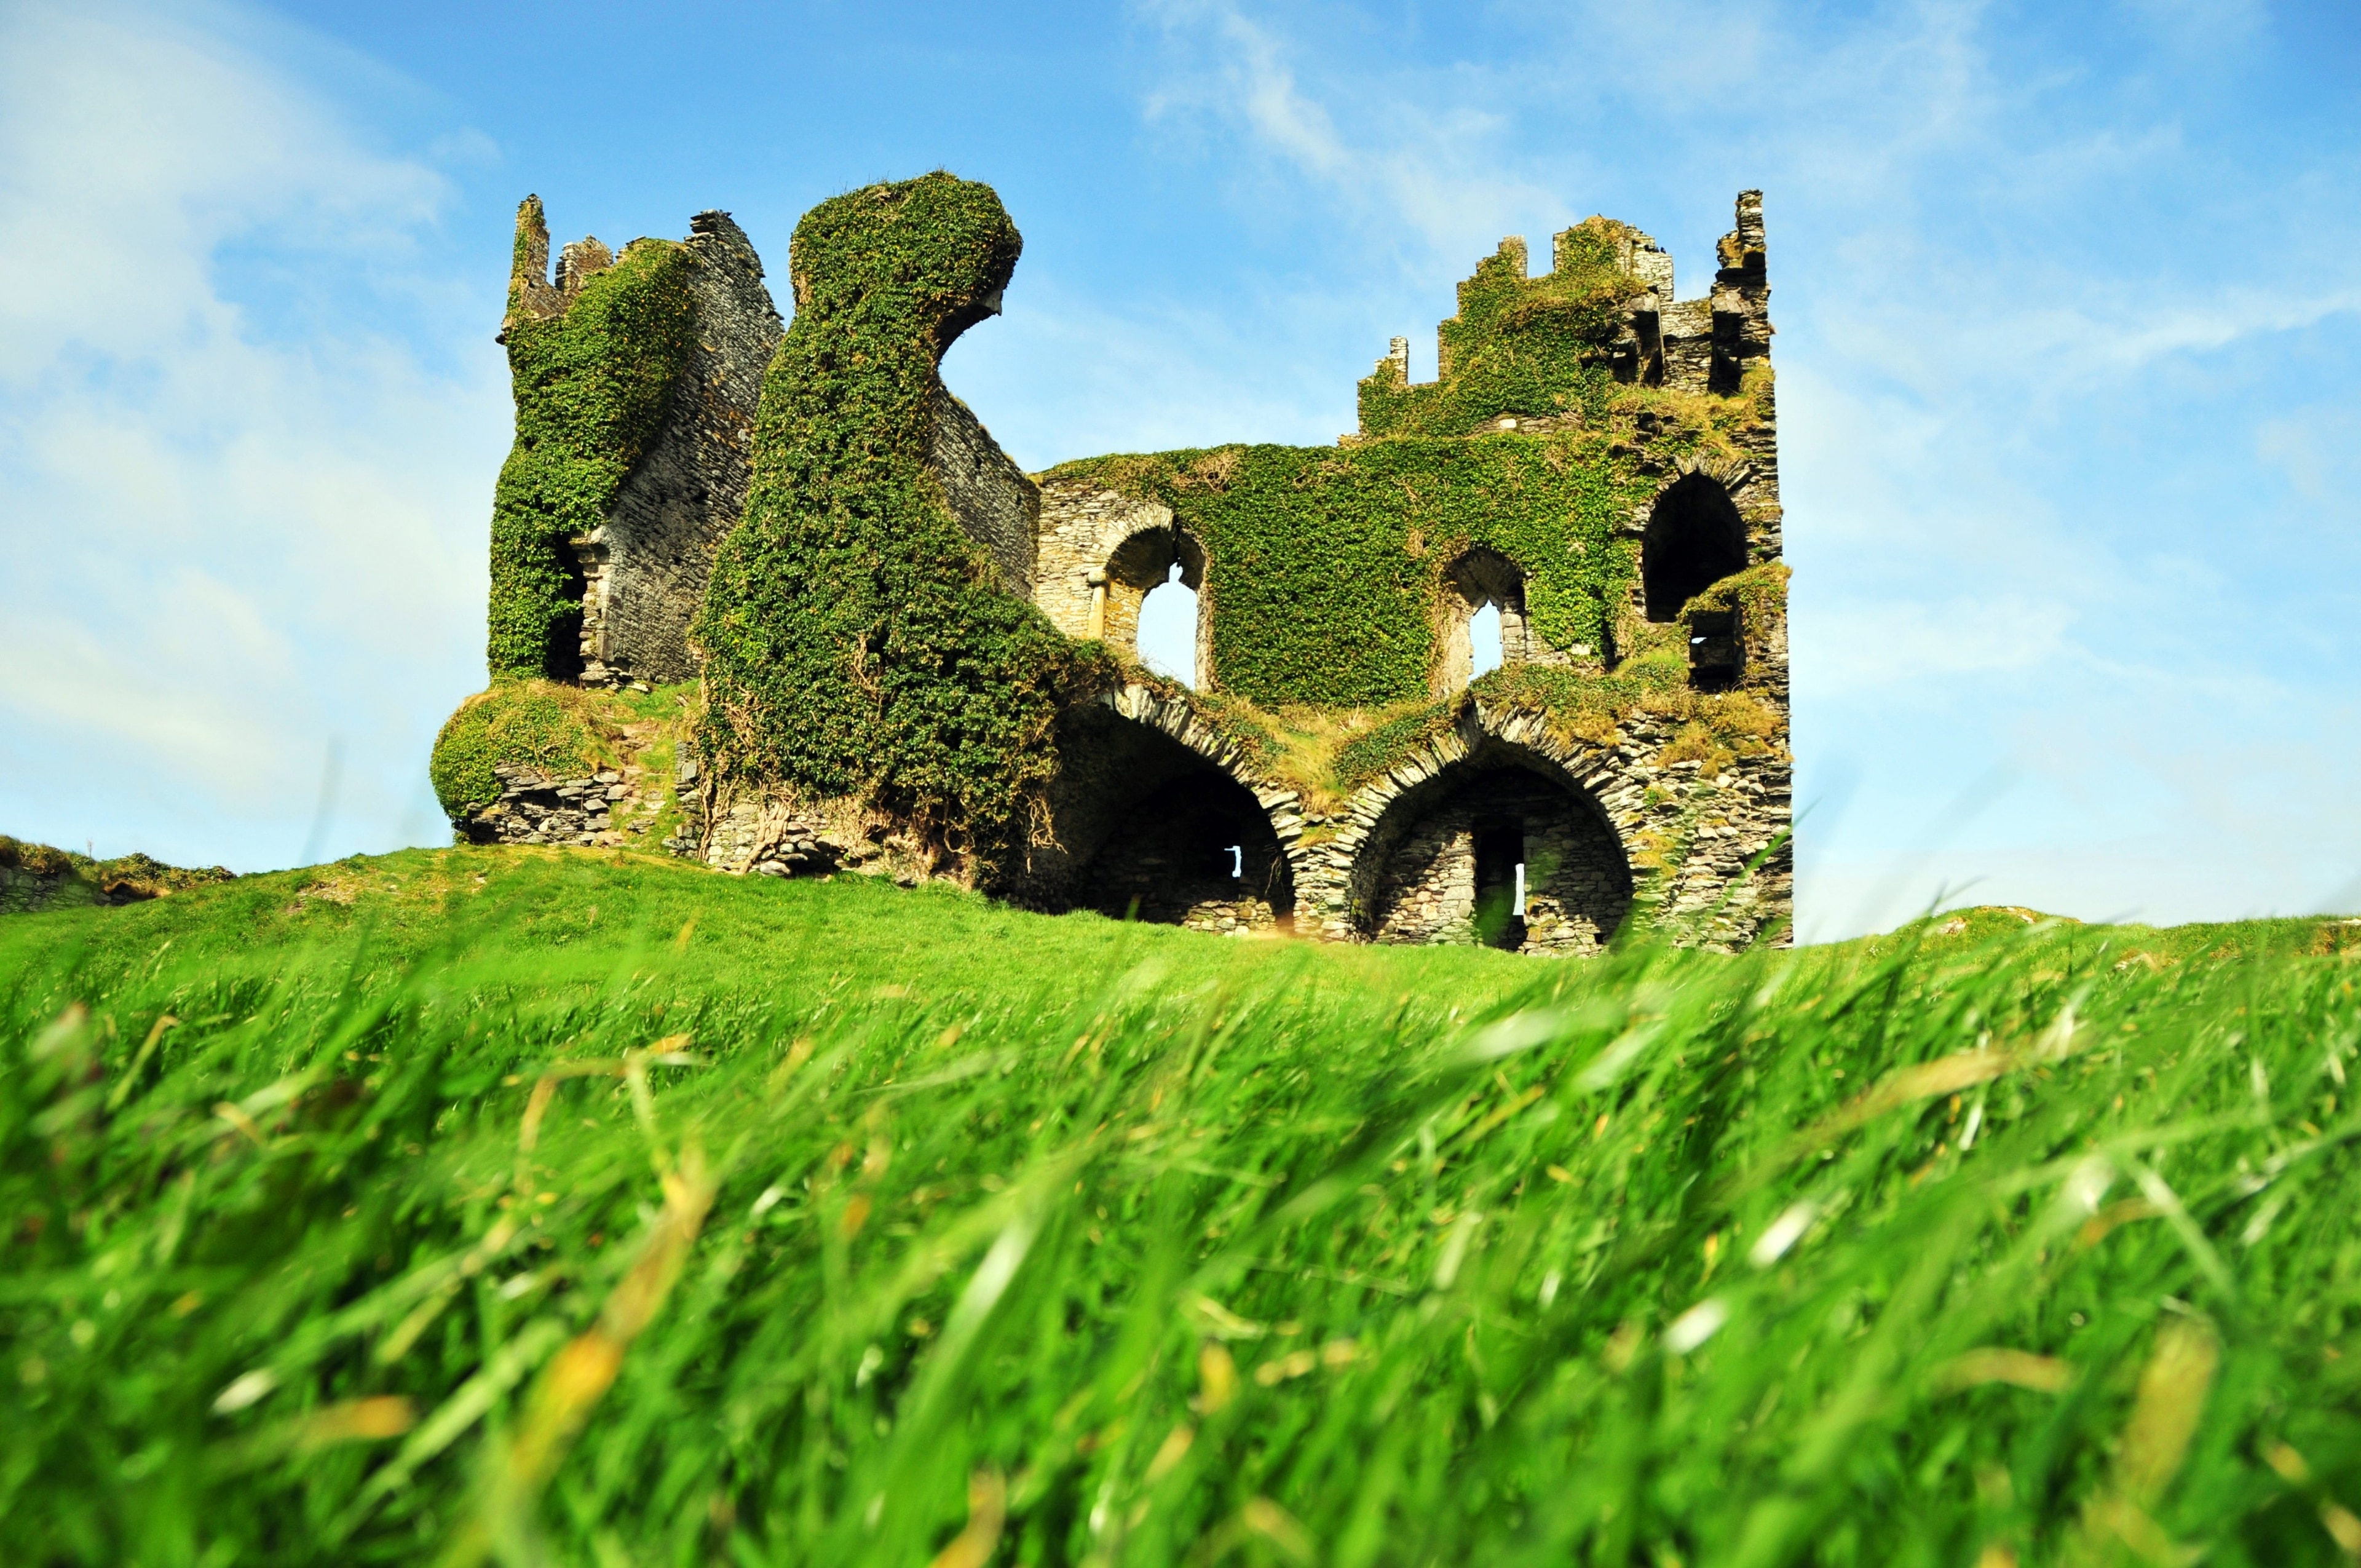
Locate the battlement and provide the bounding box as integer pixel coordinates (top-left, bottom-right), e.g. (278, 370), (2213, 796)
(1361, 190), (1771, 435)
(442, 175), (1790, 956)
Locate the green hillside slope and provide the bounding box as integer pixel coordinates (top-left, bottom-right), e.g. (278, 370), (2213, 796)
(6, 850), (2361, 1566)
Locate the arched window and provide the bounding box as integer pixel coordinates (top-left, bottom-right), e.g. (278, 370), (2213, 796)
(1137, 561), (1198, 687)
(1436, 548), (1530, 692)
(1101, 527), (1208, 686)
(1642, 474), (1747, 622)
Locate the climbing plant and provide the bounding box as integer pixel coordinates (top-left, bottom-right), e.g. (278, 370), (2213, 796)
(694, 173), (1107, 879)
(486, 210), (698, 679)
(1356, 218), (1646, 439)
(1049, 393), (1762, 711)
(429, 680), (613, 818)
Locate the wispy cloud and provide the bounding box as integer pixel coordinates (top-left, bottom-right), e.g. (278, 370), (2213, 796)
(1135, 0), (1557, 260)
(0, 0), (503, 869)
(1126, 0), (2361, 935)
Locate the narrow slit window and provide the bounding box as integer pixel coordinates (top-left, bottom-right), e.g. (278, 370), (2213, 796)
(1228, 844), (1243, 879)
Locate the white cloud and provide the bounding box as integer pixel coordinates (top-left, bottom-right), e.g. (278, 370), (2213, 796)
(1798, 594), (2074, 697)
(0, 0), (504, 870)
(1136, 0), (1559, 260)
(2256, 405), (2361, 502)
(1119, 1), (2361, 940)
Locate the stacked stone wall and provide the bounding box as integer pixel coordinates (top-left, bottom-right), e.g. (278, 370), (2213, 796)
(459, 766), (639, 847)
(579, 212), (783, 689)
(927, 384), (1038, 598)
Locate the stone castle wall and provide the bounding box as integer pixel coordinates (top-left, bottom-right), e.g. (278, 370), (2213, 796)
(489, 188), (1792, 956)
(577, 212), (784, 689)
(928, 383), (1039, 598)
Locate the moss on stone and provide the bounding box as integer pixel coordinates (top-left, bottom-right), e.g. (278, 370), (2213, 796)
(487, 216), (699, 679)
(694, 173), (1112, 880)
(1, 836), (232, 914)
(1142, 563), (1792, 809)
(428, 680), (614, 817)
(1355, 218), (1647, 440)
(1046, 379), (1760, 711)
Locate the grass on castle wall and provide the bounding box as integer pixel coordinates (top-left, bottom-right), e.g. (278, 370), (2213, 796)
(487, 237), (698, 681)
(1107, 561), (1788, 815)
(10, 850), (2361, 1565)
(429, 682), (701, 823)
(1044, 378), (1769, 718)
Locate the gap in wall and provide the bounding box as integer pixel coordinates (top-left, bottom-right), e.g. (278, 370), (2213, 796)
(1137, 561), (1197, 687)
(1469, 601), (1503, 683)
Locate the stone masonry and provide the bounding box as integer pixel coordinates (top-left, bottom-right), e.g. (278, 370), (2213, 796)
(459, 766), (639, 847)
(570, 212), (784, 689)
(930, 383), (1040, 599)
(506, 188), (1791, 955)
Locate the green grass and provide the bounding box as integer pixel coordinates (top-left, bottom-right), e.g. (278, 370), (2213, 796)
(8, 849), (2361, 1566)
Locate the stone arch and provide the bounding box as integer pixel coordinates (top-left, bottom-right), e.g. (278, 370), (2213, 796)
(1355, 740), (1631, 954)
(1642, 472), (1748, 622)
(1003, 683), (1302, 934)
(1279, 703), (1651, 953)
(1094, 523), (1211, 683)
(1433, 547), (1536, 693)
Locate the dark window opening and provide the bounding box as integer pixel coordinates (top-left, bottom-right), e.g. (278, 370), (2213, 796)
(1643, 474), (1747, 622)
(1473, 819), (1525, 951)
(1687, 607), (1742, 691)
(548, 547), (590, 682)
(1071, 766), (1294, 929)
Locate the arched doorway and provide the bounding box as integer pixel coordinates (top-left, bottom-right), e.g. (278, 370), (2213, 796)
(1358, 750), (1629, 954)
(1003, 699), (1293, 934)
(1075, 770), (1291, 932)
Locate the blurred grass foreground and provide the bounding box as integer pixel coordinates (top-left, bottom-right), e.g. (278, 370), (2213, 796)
(9, 846), (2361, 1566)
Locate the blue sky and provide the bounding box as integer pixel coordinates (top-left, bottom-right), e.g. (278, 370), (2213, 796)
(3, 0), (2357, 940)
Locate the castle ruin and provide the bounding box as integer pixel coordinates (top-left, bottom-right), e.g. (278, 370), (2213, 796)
(437, 178), (1790, 953)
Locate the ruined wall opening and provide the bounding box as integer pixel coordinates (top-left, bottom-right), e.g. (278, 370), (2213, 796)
(1137, 561), (1200, 686)
(1101, 526), (1207, 685)
(1471, 818), (1524, 949)
(1643, 474), (1747, 621)
(1000, 702), (1291, 935)
(548, 545), (591, 683)
(1469, 604), (1504, 679)
(1076, 770), (1291, 932)
(1360, 754), (1630, 955)
(1435, 547), (1530, 693)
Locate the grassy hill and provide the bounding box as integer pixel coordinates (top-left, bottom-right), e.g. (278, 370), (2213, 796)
(6, 848), (2361, 1566)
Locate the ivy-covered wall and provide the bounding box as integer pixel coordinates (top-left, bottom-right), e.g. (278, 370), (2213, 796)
(486, 198), (698, 679)
(1046, 373), (1768, 711)
(1356, 218), (1646, 439)
(693, 173), (1106, 879)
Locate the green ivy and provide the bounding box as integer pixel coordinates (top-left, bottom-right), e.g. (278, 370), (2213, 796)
(694, 173), (1109, 879)
(427, 680), (609, 817)
(1356, 218), (1645, 439)
(1048, 402), (1750, 711)
(486, 221), (698, 679)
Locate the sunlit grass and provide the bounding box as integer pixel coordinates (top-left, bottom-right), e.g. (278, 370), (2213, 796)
(6, 850), (2361, 1565)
